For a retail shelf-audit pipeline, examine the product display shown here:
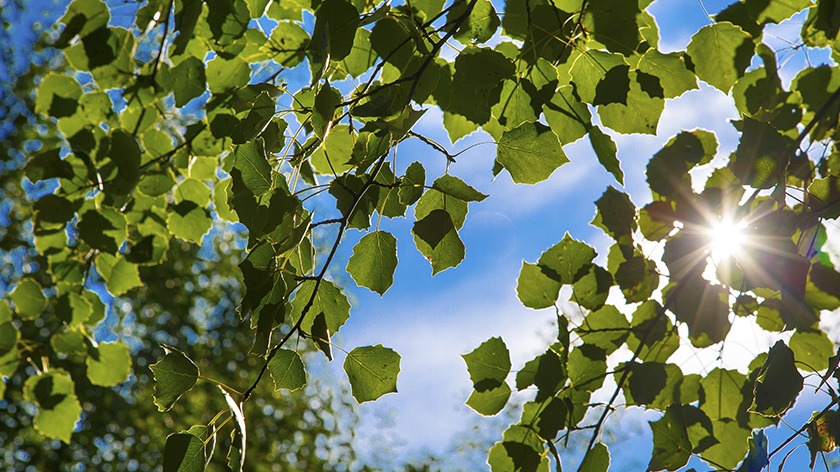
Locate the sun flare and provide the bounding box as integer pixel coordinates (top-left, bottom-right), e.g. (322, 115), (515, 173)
(708, 220), (748, 260)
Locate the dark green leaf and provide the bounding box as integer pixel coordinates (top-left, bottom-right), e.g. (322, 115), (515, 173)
(730, 117), (789, 189)
(163, 425), (213, 472)
(399, 161), (425, 205)
(206, 56), (250, 94)
(78, 207), (127, 255)
(575, 305), (629, 355)
(635, 50), (698, 99)
(150, 345), (200, 412)
(568, 344), (607, 392)
(589, 127), (623, 185)
(268, 349), (307, 391)
(648, 405), (692, 472)
(750, 341), (803, 416)
(572, 264), (613, 311)
(578, 442), (610, 472)
(171, 56), (206, 107)
(310, 0), (359, 62)
(449, 0), (499, 45)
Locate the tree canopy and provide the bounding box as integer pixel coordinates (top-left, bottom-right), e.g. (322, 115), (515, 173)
(3, 0), (840, 471)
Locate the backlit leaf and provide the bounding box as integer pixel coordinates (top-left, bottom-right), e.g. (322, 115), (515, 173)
(10, 279), (46, 320)
(86, 342), (131, 387)
(150, 345), (200, 412)
(344, 344), (400, 403)
(497, 122), (568, 184)
(517, 262), (562, 309)
(347, 231), (398, 296)
(268, 349), (307, 391)
(648, 405), (692, 471)
(466, 382), (511, 416)
(22, 370), (82, 444)
(686, 22), (754, 93)
(463, 337), (511, 391)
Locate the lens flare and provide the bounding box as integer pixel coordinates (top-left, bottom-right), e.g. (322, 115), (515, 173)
(708, 220), (748, 260)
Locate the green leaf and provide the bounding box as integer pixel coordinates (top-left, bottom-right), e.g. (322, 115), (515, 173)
(290, 280), (351, 334)
(575, 305), (629, 355)
(399, 161), (425, 205)
(23, 370), (82, 444)
(730, 117), (789, 189)
(55, 292), (92, 326)
(25, 149), (74, 182)
(56, 0), (110, 48)
(95, 254), (143, 296)
(790, 330), (835, 372)
(597, 71), (664, 135)
(621, 362), (685, 409)
(234, 91), (276, 144)
(543, 85), (591, 145)
(490, 79), (540, 131)
(665, 276), (731, 348)
(686, 22), (755, 93)
(312, 83), (339, 140)
(167, 201), (213, 242)
(463, 337), (511, 391)
(808, 175), (840, 219)
(635, 50), (699, 99)
(150, 345), (200, 412)
(570, 51), (628, 105)
(138, 169), (176, 197)
(626, 300), (680, 363)
(589, 127), (623, 185)
(265, 21), (310, 67)
(516, 350), (566, 401)
(516, 262), (562, 309)
(0, 321), (20, 356)
(206, 56), (251, 94)
(497, 122), (568, 185)
(431, 175), (489, 202)
(747, 0), (812, 24)
(10, 279), (46, 320)
(750, 341), (803, 416)
(593, 187), (636, 240)
(568, 344), (607, 392)
(232, 140), (272, 197)
(538, 233), (596, 285)
(450, 0), (500, 45)
(86, 342), (131, 387)
(174, 178), (212, 207)
(50, 327), (86, 355)
(347, 231), (398, 296)
(700, 368), (746, 421)
(572, 264), (613, 311)
(648, 405), (692, 472)
(78, 207), (127, 255)
(310, 0), (360, 62)
(343, 344), (400, 403)
(163, 425), (214, 472)
(519, 396), (567, 440)
(466, 382), (511, 416)
(171, 56), (206, 107)
(268, 349), (307, 391)
(578, 442), (610, 472)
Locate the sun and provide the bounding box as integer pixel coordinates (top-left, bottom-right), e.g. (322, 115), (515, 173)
(708, 219), (748, 261)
